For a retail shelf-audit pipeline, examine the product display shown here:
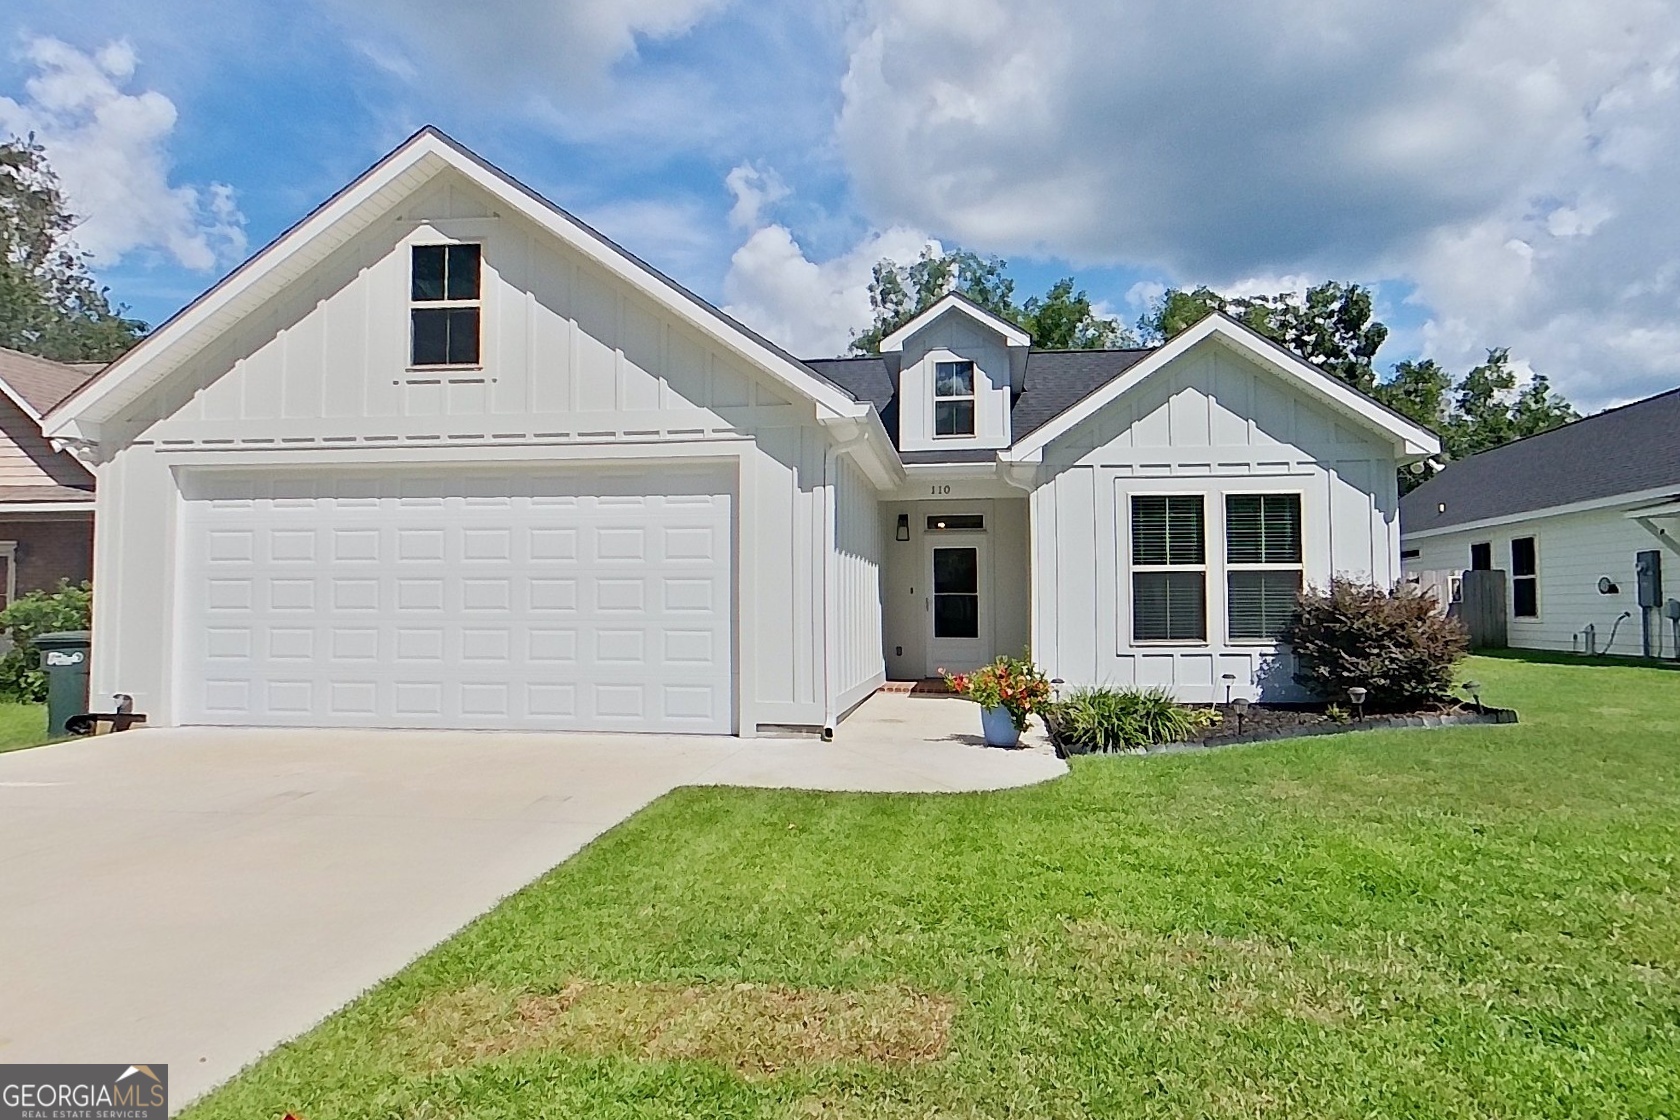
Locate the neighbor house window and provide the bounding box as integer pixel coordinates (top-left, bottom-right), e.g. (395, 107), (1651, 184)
(1225, 494), (1302, 640)
(1132, 495), (1206, 642)
(411, 243), (481, 366)
(1511, 536), (1539, 618)
(934, 360), (975, 436)
(1470, 542), (1492, 571)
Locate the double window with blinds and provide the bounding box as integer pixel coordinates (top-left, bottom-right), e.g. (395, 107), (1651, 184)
(1129, 492), (1303, 643)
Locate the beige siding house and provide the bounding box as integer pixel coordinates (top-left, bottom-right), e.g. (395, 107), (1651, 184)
(0, 347), (99, 606)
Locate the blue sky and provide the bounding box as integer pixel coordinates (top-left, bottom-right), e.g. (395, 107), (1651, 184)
(5, 1), (1680, 409)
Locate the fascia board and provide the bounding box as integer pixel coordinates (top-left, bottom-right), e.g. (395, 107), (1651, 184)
(1402, 484), (1680, 539)
(0, 377), (42, 423)
(1002, 315), (1441, 461)
(45, 144), (446, 437)
(879, 293), (1031, 353)
(46, 128), (865, 437)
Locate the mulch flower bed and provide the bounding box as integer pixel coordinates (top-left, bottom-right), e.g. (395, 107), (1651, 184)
(1049, 701), (1519, 757)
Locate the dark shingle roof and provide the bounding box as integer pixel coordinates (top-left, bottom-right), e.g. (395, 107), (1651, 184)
(1400, 386), (1680, 533)
(1013, 349), (1152, 439)
(803, 348), (1155, 462)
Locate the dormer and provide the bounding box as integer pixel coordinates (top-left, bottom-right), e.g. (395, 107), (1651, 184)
(880, 293), (1032, 452)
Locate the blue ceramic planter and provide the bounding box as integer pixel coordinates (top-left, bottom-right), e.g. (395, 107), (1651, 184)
(980, 705), (1021, 748)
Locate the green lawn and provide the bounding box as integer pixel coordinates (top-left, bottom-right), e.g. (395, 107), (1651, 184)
(0, 701), (50, 753)
(188, 655), (1680, 1119)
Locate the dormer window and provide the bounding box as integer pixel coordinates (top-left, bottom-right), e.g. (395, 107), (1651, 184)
(934, 360), (976, 436)
(411, 243), (481, 366)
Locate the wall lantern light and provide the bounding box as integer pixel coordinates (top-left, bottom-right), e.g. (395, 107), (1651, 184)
(895, 514), (910, 542)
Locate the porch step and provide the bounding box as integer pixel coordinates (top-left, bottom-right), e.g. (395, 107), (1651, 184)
(879, 678), (957, 696)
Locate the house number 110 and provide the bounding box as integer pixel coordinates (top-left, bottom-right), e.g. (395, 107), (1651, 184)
(929, 484), (951, 495)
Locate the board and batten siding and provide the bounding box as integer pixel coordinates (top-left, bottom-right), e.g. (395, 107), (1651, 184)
(88, 169), (869, 732)
(1404, 505), (1677, 658)
(827, 455), (886, 718)
(1030, 339), (1403, 702)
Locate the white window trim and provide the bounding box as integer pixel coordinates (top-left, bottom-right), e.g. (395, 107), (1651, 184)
(1510, 533), (1541, 621)
(1127, 492), (1209, 647)
(0, 541), (16, 608)
(932, 358), (977, 439)
(408, 241), (485, 372)
(1223, 491), (1305, 646)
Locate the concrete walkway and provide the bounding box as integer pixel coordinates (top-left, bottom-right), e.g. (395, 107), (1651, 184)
(0, 693), (1062, 1106)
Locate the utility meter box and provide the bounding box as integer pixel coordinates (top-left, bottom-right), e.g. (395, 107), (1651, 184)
(1636, 550), (1663, 608)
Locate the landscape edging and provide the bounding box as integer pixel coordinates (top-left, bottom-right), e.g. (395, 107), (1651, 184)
(1052, 706), (1520, 757)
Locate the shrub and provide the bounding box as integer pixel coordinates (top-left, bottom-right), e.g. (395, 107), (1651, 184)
(942, 655), (1052, 732)
(0, 580), (92, 702)
(1282, 578), (1467, 711)
(1050, 685), (1221, 751)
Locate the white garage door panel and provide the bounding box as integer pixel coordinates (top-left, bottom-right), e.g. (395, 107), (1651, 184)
(179, 469), (733, 732)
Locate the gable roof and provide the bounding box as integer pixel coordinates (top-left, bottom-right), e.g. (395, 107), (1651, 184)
(43, 126), (872, 447)
(878, 291), (1032, 353)
(1401, 386), (1680, 535)
(0, 346), (101, 418)
(1002, 313), (1440, 462)
(807, 348), (1156, 460)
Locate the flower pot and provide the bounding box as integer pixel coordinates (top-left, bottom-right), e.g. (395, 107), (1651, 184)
(980, 705), (1021, 748)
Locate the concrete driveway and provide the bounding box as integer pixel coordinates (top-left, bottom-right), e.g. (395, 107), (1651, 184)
(0, 694), (1062, 1107)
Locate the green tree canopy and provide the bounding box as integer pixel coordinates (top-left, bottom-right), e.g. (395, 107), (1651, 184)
(850, 247), (1133, 354)
(1139, 280), (1387, 390)
(1139, 281), (1579, 489)
(1, 135), (147, 363)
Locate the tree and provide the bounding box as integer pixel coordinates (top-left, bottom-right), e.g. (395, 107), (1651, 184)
(0, 135), (146, 363)
(1140, 280), (1387, 390)
(1442, 348), (1577, 460)
(1141, 280), (1580, 482)
(849, 247), (1133, 354)
(1019, 277), (1133, 350)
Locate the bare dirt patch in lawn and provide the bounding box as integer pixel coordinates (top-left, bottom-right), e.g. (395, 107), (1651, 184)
(397, 980), (954, 1077)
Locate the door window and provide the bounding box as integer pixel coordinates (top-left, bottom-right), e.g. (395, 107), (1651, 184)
(932, 547), (980, 638)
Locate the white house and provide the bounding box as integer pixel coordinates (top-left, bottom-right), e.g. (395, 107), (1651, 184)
(43, 128), (1438, 736)
(1401, 388), (1680, 659)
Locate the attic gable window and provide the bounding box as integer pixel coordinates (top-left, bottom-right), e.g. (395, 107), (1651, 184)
(933, 360), (976, 436)
(411, 243), (481, 366)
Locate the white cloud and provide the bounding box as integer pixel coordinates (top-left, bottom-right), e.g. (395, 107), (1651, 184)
(723, 220), (937, 358)
(724, 163), (789, 229)
(0, 37), (246, 270)
(833, 0), (1680, 407)
(324, 0), (729, 97)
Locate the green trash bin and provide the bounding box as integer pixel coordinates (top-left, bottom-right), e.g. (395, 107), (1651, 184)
(37, 630), (92, 738)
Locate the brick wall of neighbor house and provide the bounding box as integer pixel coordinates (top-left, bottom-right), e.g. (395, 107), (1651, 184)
(0, 515), (94, 599)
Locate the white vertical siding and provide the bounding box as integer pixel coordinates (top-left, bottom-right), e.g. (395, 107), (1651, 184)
(1033, 340), (1404, 702)
(828, 456), (886, 717)
(1404, 505), (1679, 658)
(89, 169), (853, 732)
(894, 310), (1012, 452)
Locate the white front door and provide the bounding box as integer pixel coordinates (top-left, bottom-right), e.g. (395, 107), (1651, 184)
(178, 467), (734, 733)
(927, 537), (989, 675)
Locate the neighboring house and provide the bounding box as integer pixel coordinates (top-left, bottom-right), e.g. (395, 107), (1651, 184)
(1401, 388), (1680, 659)
(0, 347), (99, 609)
(43, 128), (1437, 735)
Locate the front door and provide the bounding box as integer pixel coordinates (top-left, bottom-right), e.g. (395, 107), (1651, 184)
(927, 539), (988, 675)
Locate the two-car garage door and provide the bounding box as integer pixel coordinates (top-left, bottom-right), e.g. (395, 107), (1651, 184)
(177, 467), (733, 733)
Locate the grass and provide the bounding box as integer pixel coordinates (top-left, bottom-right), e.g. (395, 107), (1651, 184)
(0, 701), (50, 753)
(186, 654), (1680, 1119)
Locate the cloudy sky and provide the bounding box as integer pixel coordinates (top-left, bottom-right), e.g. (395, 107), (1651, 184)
(4, 0), (1679, 409)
